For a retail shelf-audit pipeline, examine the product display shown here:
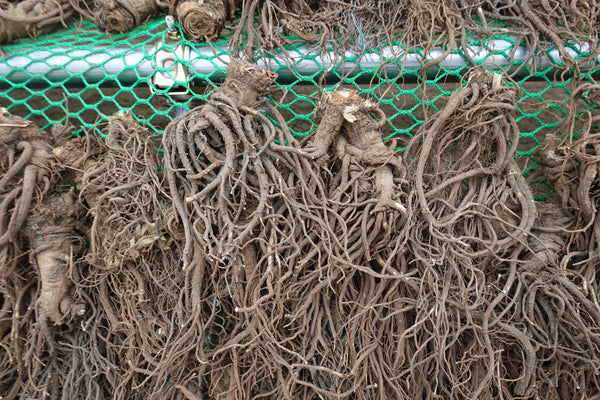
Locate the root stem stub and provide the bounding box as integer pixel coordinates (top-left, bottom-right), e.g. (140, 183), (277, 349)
(94, 0), (167, 33)
(174, 0), (228, 40)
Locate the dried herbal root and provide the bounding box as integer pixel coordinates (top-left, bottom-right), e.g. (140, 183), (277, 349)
(64, 112), (173, 269)
(163, 58), (280, 268)
(399, 0), (463, 74)
(534, 83), (600, 271)
(0, 110), (53, 397)
(230, 0), (405, 64)
(52, 112), (184, 399)
(0, 0), (75, 44)
(299, 89), (407, 261)
(170, 0), (239, 40)
(0, 110), (88, 397)
(94, 0), (167, 33)
(0, 109), (55, 253)
(160, 58), (346, 398)
(331, 90), (406, 213)
(467, 0), (600, 72)
(22, 189), (86, 325)
(161, 59), (287, 396)
(394, 71), (542, 398)
(484, 203), (600, 398)
(0, 112), (83, 327)
(405, 70), (536, 265)
(226, 0), (599, 75)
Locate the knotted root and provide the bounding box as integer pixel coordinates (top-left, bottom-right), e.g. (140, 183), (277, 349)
(22, 189), (86, 326)
(292, 89), (408, 264)
(464, 0), (600, 72)
(163, 58), (280, 268)
(398, 70), (542, 398)
(230, 0), (404, 64)
(161, 58), (318, 397)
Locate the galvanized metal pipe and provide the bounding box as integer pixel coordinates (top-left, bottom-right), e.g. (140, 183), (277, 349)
(0, 39), (593, 86)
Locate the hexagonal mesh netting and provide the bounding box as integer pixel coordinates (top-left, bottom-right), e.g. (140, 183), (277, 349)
(1, 17), (599, 200)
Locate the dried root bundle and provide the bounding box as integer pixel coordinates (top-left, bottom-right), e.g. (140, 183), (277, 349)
(394, 71), (544, 398)
(534, 83), (600, 271)
(229, 0), (404, 63)
(160, 58), (318, 397)
(68, 112), (172, 270)
(405, 70), (536, 265)
(0, 0), (75, 44)
(298, 89), (408, 264)
(466, 0), (600, 71)
(163, 58), (283, 268)
(238, 90), (413, 398)
(0, 111), (89, 397)
(51, 112), (184, 399)
(0, 110), (76, 328)
(479, 202), (600, 398)
(22, 189), (86, 326)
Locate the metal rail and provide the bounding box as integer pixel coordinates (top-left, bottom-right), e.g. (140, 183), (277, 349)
(0, 38), (593, 87)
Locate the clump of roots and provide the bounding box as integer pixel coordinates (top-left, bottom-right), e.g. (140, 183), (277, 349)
(63, 112), (173, 270)
(252, 89), (412, 398)
(396, 70), (547, 398)
(0, 0), (76, 44)
(51, 112), (184, 398)
(464, 0), (600, 72)
(163, 58), (283, 268)
(291, 89), (408, 264)
(230, 0), (404, 70)
(0, 110), (89, 397)
(405, 70), (536, 265)
(534, 83), (600, 272)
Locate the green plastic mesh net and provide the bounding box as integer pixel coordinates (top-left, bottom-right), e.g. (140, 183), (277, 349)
(1, 17), (599, 200)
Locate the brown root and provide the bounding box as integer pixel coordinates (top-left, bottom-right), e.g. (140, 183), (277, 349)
(0, 110), (86, 396)
(304, 89), (408, 264)
(163, 58), (279, 268)
(534, 83), (600, 271)
(22, 189), (86, 325)
(398, 70), (542, 398)
(226, 0), (600, 75)
(94, 0), (167, 33)
(405, 70), (536, 264)
(0, 109), (55, 250)
(172, 0), (238, 40)
(0, 0), (75, 44)
(56, 112), (172, 270)
(51, 112), (185, 398)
